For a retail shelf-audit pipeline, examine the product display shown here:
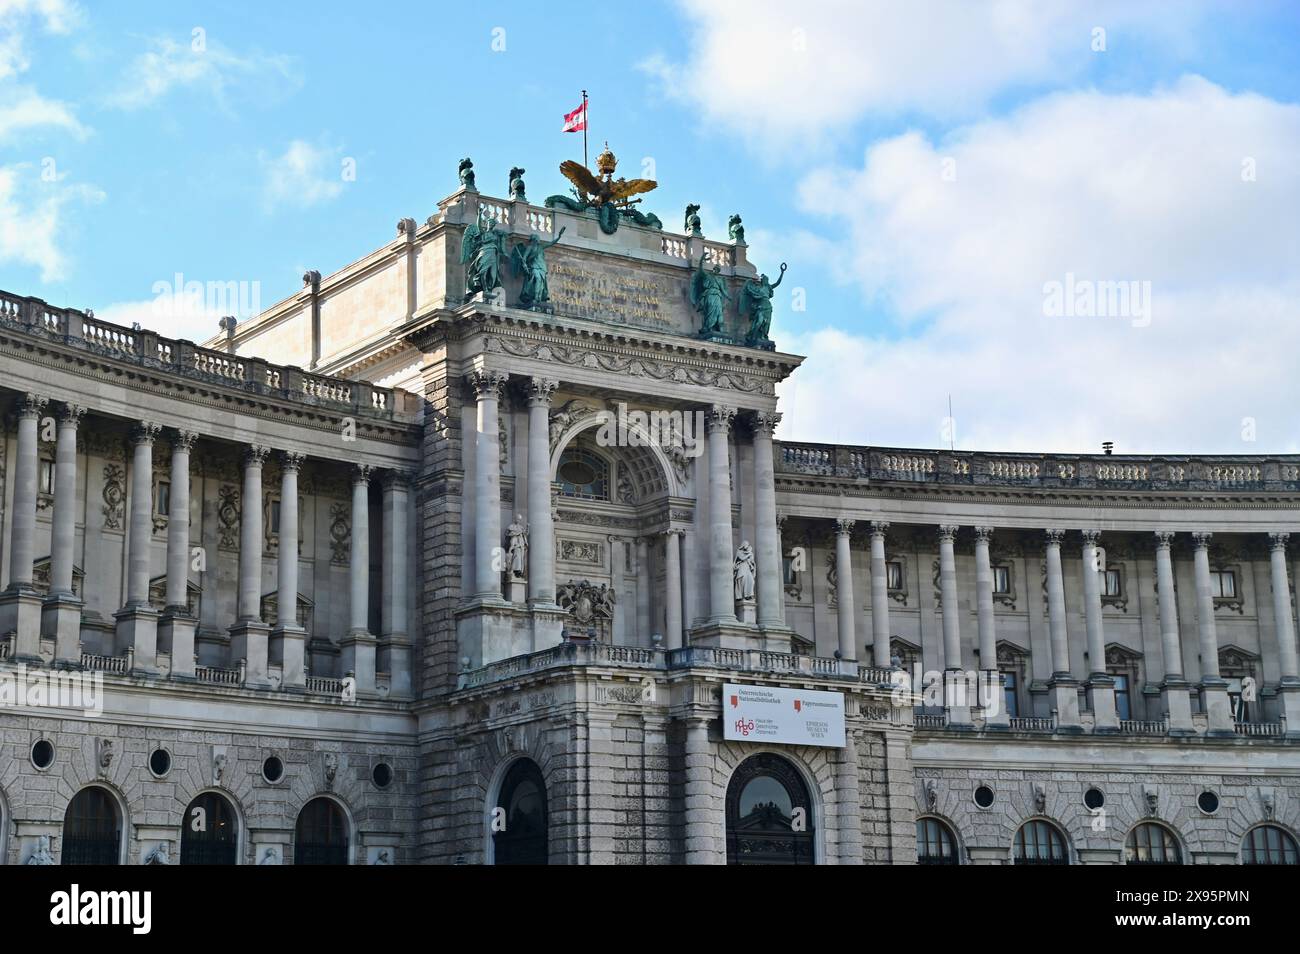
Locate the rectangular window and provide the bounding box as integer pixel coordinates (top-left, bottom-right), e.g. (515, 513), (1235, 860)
(782, 554), (796, 585)
(270, 499), (282, 535)
(887, 561), (903, 591)
(1113, 674), (1131, 721)
(1002, 671), (1019, 719)
(1104, 569), (1122, 597)
(992, 565), (1011, 594)
(38, 459), (55, 495)
(155, 480), (170, 517)
(1211, 570), (1236, 599)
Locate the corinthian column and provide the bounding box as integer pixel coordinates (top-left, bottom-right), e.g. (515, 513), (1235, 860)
(834, 520), (856, 664)
(272, 451), (305, 689)
(158, 430), (198, 680)
(380, 469), (412, 697)
(116, 421), (162, 676)
(937, 525), (971, 726)
(1154, 531), (1193, 734)
(230, 444), (270, 688)
(869, 521), (891, 669)
(471, 371), (506, 600)
(341, 464), (376, 696)
(1080, 530), (1117, 731)
(1193, 532), (1233, 735)
(663, 529), (684, 650)
(751, 411), (783, 629)
(972, 527), (1008, 727)
(1044, 529), (1081, 730)
(705, 404), (737, 624)
(2, 394), (46, 662)
(45, 404), (86, 667)
(1268, 533), (1300, 736)
(526, 378), (558, 606)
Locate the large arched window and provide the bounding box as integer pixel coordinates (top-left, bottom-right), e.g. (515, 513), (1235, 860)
(1242, 825), (1299, 865)
(557, 448), (609, 501)
(916, 817), (959, 865)
(725, 753), (815, 865)
(62, 786), (122, 865)
(1125, 822), (1182, 865)
(181, 792), (239, 865)
(493, 759), (548, 865)
(1012, 819), (1068, 865)
(294, 798), (349, 865)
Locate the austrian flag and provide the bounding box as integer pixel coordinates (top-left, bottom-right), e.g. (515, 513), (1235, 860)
(562, 101), (587, 132)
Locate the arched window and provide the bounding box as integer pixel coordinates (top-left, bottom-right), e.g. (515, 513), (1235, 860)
(294, 798), (349, 865)
(493, 759), (548, 865)
(557, 448), (609, 501)
(1125, 822), (1182, 865)
(1012, 819), (1068, 865)
(62, 786), (122, 865)
(181, 792), (239, 865)
(725, 753), (815, 865)
(916, 817), (959, 865)
(1242, 825), (1298, 865)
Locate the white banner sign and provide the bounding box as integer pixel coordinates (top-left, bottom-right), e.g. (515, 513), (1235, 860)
(722, 683), (846, 748)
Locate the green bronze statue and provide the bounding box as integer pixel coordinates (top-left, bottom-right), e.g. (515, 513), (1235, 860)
(728, 214), (745, 244)
(511, 227), (567, 309)
(508, 166), (526, 202)
(458, 157), (476, 191)
(740, 262), (787, 345)
(460, 209), (507, 297)
(691, 251), (730, 336)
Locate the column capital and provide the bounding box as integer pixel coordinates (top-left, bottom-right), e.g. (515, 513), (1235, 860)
(751, 411), (782, 436)
(1269, 532), (1290, 552)
(18, 393), (48, 419)
(132, 421), (162, 446)
(280, 450), (306, 472)
(1080, 529), (1102, 545)
(173, 429), (199, 452)
(1191, 531), (1213, 549)
(973, 526), (994, 543)
(381, 468), (413, 490)
(937, 524), (960, 543)
(776, 512), (788, 531)
(869, 520), (890, 538)
(526, 377), (559, 407)
(661, 527), (686, 539)
(706, 404), (737, 434)
(468, 369), (507, 399)
(58, 403), (87, 427)
(243, 443), (270, 467)
(1044, 528), (1065, 546)
(835, 518), (856, 537)
(1154, 530), (1176, 550)
(353, 463), (373, 486)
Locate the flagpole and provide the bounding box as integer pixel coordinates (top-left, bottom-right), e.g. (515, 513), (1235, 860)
(582, 89), (588, 168)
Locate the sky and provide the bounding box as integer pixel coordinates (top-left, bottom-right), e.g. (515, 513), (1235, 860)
(1, 0), (1298, 455)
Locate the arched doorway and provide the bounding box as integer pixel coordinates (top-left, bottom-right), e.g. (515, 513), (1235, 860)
(493, 759), (548, 865)
(294, 797), (349, 865)
(62, 786), (123, 865)
(725, 752), (815, 865)
(180, 791), (239, 865)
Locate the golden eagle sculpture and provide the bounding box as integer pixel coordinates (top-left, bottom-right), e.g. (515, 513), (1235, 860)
(546, 142), (662, 234)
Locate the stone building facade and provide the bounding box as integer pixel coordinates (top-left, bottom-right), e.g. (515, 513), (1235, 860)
(0, 166), (1296, 865)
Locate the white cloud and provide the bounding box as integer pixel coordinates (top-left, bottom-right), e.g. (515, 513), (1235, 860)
(107, 36), (298, 111)
(0, 85), (86, 140)
(776, 77), (1300, 454)
(96, 297), (226, 345)
(642, 0), (1209, 147)
(0, 162), (103, 281)
(260, 139), (345, 211)
(0, 0), (81, 80)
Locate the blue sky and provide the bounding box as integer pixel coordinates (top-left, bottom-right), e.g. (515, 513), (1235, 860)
(2, 1), (1298, 453)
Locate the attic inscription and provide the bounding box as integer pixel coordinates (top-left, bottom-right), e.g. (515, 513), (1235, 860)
(548, 262), (677, 330)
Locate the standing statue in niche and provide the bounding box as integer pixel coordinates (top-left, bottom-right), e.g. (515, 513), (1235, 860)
(461, 209), (508, 297)
(506, 515), (529, 580)
(458, 157), (476, 191)
(734, 541), (756, 601)
(691, 251), (730, 336)
(511, 227), (567, 309)
(740, 263), (787, 346)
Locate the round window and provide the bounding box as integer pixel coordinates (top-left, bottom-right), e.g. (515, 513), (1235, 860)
(149, 748), (171, 778)
(31, 739), (55, 770)
(973, 785), (995, 809)
(1084, 787), (1105, 811)
(372, 763), (393, 789)
(262, 756), (285, 784)
(1197, 790), (1220, 815)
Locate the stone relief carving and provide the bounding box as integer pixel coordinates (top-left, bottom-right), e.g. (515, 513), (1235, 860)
(102, 464), (126, 530)
(144, 842), (171, 865)
(258, 845), (281, 865)
(212, 747), (228, 787)
(26, 835), (55, 866)
(96, 738), (114, 774)
(548, 398), (601, 448)
(323, 752), (338, 790)
(217, 485), (239, 550)
(329, 502), (351, 565)
(557, 579), (616, 623)
(557, 538), (603, 564)
(826, 550), (837, 606)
